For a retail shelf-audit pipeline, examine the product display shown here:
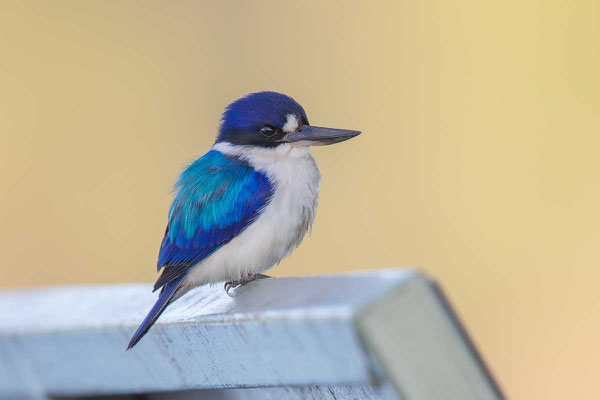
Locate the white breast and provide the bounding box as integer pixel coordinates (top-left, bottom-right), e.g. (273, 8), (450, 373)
(184, 142), (321, 286)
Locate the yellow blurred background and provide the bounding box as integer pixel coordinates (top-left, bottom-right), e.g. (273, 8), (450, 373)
(1, 1), (599, 398)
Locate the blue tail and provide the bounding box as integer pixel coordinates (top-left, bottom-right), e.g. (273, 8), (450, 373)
(127, 274), (186, 350)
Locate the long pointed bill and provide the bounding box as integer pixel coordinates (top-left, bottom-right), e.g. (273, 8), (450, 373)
(281, 125), (361, 146)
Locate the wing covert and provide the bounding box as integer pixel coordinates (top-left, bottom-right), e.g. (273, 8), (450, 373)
(154, 150), (272, 291)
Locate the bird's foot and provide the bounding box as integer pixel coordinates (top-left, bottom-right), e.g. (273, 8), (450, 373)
(224, 274), (271, 296)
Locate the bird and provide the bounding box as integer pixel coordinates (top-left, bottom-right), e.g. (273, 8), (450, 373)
(127, 91), (360, 350)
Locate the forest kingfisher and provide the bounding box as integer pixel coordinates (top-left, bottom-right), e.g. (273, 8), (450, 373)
(127, 91), (360, 349)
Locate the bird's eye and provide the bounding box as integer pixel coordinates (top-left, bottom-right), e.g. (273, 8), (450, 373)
(260, 126), (277, 137)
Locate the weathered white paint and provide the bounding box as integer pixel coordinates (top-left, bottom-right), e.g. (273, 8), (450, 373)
(0, 269), (505, 400)
(148, 384), (381, 400)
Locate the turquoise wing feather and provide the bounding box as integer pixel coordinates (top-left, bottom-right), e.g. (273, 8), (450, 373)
(154, 150), (273, 291)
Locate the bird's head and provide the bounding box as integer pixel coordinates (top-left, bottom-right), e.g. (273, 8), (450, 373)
(216, 91), (360, 148)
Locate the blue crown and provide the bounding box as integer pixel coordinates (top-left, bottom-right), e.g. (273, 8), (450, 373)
(217, 91), (308, 143)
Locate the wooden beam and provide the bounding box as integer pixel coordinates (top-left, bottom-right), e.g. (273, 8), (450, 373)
(0, 270), (504, 400)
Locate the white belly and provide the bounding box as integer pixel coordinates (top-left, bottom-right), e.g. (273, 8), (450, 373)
(185, 143), (321, 286)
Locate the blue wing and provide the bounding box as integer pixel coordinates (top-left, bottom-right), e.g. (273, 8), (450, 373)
(153, 150), (273, 291)
(128, 151), (272, 349)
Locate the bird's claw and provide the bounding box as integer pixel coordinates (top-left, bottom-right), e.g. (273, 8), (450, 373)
(224, 274), (272, 296)
(224, 281), (242, 296)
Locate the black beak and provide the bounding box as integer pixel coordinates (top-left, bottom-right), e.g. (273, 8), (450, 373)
(281, 125), (361, 146)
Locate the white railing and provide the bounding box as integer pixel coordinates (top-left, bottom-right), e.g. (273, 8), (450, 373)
(0, 269), (505, 400)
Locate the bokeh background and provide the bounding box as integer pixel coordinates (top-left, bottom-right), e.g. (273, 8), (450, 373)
(1, 1), (599, 398)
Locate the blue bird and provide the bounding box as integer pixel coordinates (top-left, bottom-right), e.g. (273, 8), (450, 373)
(127, 91), (360, 349)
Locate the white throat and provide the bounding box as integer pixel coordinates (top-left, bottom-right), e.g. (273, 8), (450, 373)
(213, 141), (311, 165)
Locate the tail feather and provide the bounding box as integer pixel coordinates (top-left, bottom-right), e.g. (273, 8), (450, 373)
(127, 274), (186, 350)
